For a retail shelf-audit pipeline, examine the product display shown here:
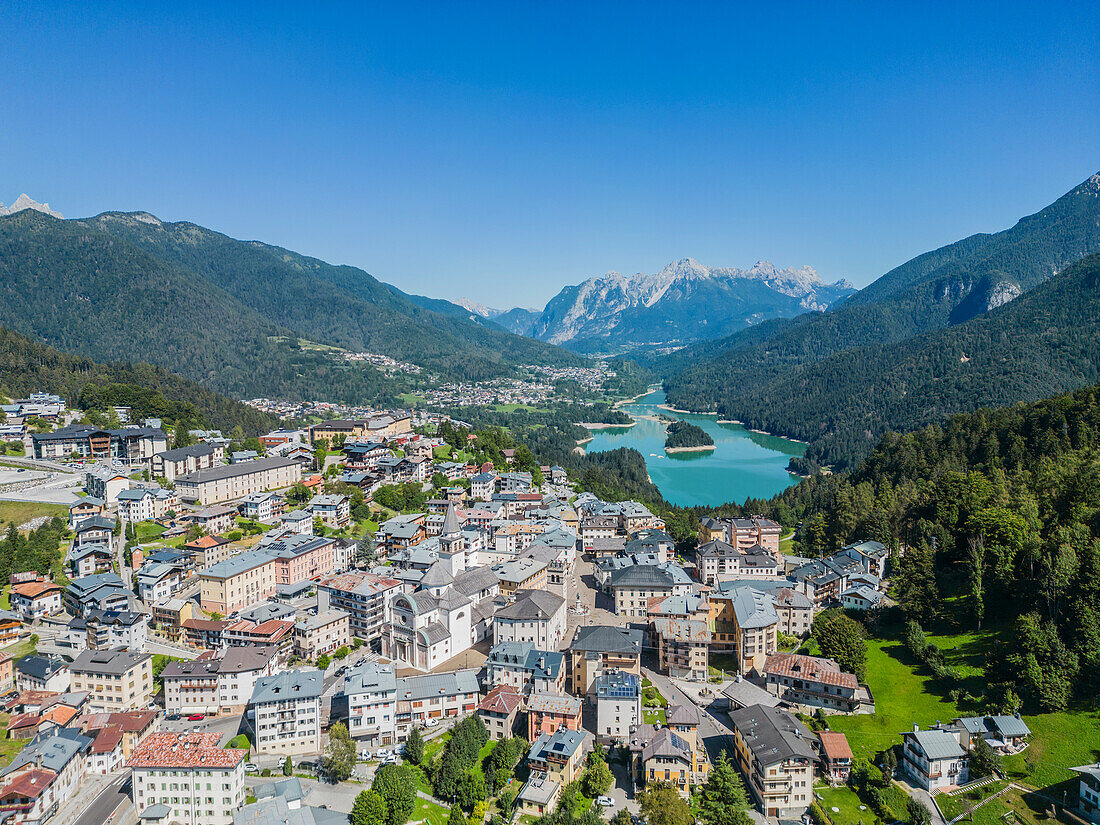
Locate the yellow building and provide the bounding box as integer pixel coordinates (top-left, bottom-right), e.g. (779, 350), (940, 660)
(493, 557), (548, 596)
(70, 649), (153, 711)
(200, 552), (277, 615)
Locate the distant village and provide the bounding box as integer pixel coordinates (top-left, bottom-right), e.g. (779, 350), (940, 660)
(0, 390), (1079, 825)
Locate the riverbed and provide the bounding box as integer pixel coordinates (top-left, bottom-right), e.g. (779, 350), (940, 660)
(582, 388), (805, 506)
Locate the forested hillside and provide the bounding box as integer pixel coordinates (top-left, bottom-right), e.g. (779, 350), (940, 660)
(756, 382), (1100, 712)
(0, 326), (278, 434)
(663, 171), (1100, 428)
(87, 212), (579, 381)
(697, 252), (1100, 471)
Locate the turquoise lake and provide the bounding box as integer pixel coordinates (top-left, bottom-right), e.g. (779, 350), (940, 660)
(582, 388), (806, 507)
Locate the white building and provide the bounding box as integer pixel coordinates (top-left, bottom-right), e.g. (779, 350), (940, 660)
(248, 669), (324, 755)
(902, 727), (969, 791)
(595, 670), (642, 743)
(163, 646), (280, 715)
(340, 660), (397, 747)
(492, 588), (567, 650)
(129, 732), (246, 825)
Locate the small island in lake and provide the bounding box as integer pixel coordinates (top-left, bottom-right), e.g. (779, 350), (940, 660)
(664, 420), (716, 453)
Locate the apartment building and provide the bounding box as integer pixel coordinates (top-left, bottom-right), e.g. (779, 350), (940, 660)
(729, 704), (817, 818)
(393, 670), (479, 738)
(568, 625), (643, 697)
(492, 588), (566, 649)
(163, 646), (279, 715)
(293, 609), (350, 659)
(248, 670), (324, 755)
(477, 685), (523, 741)
(176, 457), (301, 505)
(712, 585), (780, 674)
(609, 566), (683, 619)
(763, 653), (861, 713)
(317, 571), (403, 646)
(595, 670), (641, 743)
(200, 552), (277, 614)
(485, 641), (566, 695)
(902, 726), (969, 791)
(696, 540), (781, 586)
(151, 442), (225, 482)
(653, 617), (711, 681)
(306, 494), (350, 529)
(70, 649), (154, 711)
(338, 660), (397, 747)
(0, 728), (92, 825)
(129, 732), (246, 825)
(527, 692), (582, 741)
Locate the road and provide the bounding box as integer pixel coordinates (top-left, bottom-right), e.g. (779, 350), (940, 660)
(642, 666), (737, 764)
(71, 772), (130, 825)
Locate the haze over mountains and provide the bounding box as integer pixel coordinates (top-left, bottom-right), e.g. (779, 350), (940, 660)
(477, 257), (856, 352)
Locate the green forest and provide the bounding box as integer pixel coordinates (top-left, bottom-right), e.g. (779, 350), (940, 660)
(664, 421), (713, 450)
(0, 326), (278, 434)
(661, 172), (1100, 471)
(750, 381), (1100, 712)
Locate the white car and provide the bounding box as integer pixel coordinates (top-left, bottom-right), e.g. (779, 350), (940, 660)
(596, 797), (615, 808)
(425, 718), (439, 727)
(375, 749), (390, 759)
(244, 763), (259, 773)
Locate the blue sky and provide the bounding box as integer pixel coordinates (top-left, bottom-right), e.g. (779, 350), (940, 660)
(2, 2), (1097, 307)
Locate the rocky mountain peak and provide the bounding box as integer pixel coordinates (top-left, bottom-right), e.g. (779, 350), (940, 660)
(0, 194), (62, 218)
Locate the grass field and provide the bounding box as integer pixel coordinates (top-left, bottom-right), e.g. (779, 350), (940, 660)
(1, 638), (38, 661)
(135, 521), (166, 541)
(412, 796), (450, 825)
(643, 707), (667, 725)
(828, 639), (961, 762)
(0, 587), (9, 610)
(936, 780), (1009, 820)
(816, 784), (875, 825)
(0, 500), (68, 527)
(1003, 709), (1100, 790)
(0, 715), (25, 768)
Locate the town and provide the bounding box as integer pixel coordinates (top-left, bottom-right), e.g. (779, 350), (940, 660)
(0, 390), (1085, 825)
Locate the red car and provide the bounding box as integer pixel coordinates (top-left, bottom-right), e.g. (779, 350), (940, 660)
(187, 713), (205, 721)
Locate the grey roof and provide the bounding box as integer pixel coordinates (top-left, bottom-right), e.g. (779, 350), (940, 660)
(14, 654), (69, 681)
(238, 601), (297, 622)
(156, 443), (219, 461)
(203, 551), (275, 579)
(730, 587), (780, 629)
(441, 502), (461, 535)
(495, 589), (565, 621)
(250, 669), (325, 705)
(294, 609), (349, 632)
(177, 456), (298, 484)
(907, 728), (966, 760)
(3, 728), (91, 776)
(254, 777), (304, 803)
(530, 727), (590, 762)
(666, 704), (701, 726)
(517, 772), (560, 805)
(729, 704), (817, 765)
(569, 625), (643, 655)
(75, 515), (115, 532)
(234, 797), (343, 825)
(395, 669), (479, 702)
(419, 621), (452, 645)
(641, 727), (692, 763)
(452, 565), (501, 597)
(608, 564), (676, 589)
(140, 804), (172, 820)
(420, 561), (455, 588)
(71, 649), (151, 675)
(344, 660), (396, 695)
(436, 588), (471, 611)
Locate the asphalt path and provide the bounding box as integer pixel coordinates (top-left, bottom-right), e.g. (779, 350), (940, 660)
(73, 772), (130, 825)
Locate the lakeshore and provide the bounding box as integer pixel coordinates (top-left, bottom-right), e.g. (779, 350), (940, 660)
(664, 444), (717, 454)
(582, 388), (806, 506)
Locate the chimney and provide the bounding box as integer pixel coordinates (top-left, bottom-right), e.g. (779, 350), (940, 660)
(913, 724), (919, 733)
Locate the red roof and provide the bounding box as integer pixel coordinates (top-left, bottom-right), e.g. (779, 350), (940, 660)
(764, 653), (859, 690)
(478, 685), (523, 715)
(185, 535), (229, 549)
(127, 732), (246, 769)
(91, 727), (125, 753)
(11, 581), (61, 599)
(0, 769), (56, 801)
(819, 732), (853, 761)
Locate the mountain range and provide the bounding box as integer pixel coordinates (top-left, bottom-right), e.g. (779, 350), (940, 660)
(0, 208), (578, 404)
(487, 257), (855, 352)
(661, 170), (1100, 471)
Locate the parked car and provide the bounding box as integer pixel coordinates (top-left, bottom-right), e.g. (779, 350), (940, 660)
(425, 717), (439, 727)
(596, 797), (614, 808)
(244, 763), (259, 773)
(187, 713), (205, 721)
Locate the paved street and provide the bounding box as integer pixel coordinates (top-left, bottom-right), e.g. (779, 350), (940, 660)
(642, 666), (737, 765)
(68, 771), (130, 825)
